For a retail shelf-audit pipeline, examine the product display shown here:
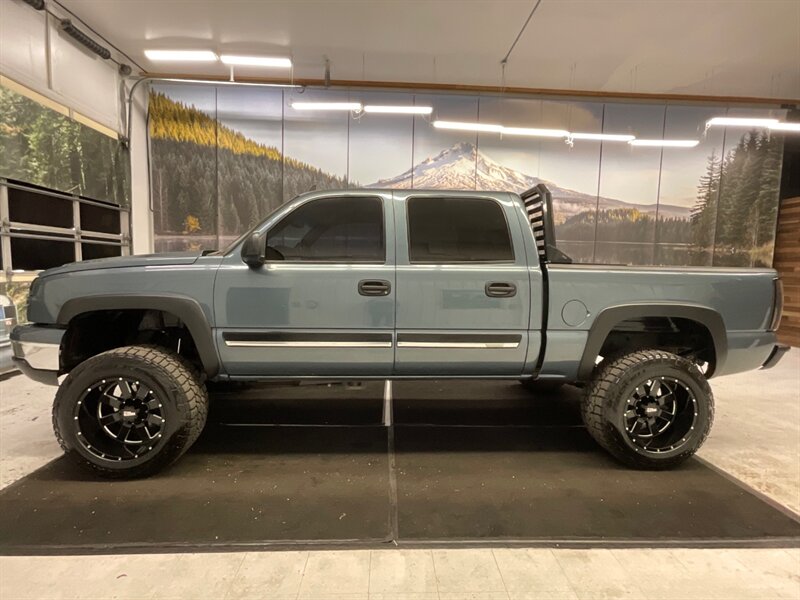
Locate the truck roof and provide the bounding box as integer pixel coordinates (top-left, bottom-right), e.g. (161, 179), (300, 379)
(293, 188), (515, 199)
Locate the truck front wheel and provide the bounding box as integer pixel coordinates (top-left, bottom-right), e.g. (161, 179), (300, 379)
(580, 349), (713, 470)
(52, 345), (209, 478)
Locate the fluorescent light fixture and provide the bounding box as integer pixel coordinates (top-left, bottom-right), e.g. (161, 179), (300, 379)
(363, 105), (433, 115)
(433, 120), (503, 133)
(706, 117), (779, 128)
(144, 50), (217, 62)
(219, 55), (292, 68)
(501, 126), (569, 138)
(160, 78), (302, 89)
(629, 139), (700, 148)
(291, 102), (362, 111)
(434, 122), (568, 137)
(570, 132), (635, 142)
(769, 122), (800, 132)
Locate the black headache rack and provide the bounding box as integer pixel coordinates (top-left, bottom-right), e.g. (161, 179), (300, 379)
(521, 184), (572, 265)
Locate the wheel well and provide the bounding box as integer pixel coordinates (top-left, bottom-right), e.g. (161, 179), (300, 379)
(60, 309), (203, 375)
(597, 317), (717, 375)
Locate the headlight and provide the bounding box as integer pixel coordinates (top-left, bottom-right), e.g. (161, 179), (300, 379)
(29, 276), (42, 300)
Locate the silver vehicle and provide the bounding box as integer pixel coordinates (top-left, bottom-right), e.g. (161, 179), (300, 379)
(0, 294), (17, 375)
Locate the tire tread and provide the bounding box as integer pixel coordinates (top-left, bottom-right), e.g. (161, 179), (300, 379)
(580, 349), (714, 470)
(52, 345), (208, 478)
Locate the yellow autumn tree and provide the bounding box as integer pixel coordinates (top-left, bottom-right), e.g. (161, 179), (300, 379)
(183, 215), (201, 234)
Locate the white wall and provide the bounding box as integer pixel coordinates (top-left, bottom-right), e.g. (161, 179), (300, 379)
(0, 0), (122, 133)
(128, 83), (153, 254)
(1, 0), (153, 252)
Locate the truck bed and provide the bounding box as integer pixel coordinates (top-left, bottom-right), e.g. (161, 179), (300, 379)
(538, 263), (778, 380)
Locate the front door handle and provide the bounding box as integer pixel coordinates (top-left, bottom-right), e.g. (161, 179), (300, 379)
(485, 282), (517, 298)
(358, 279), (391, 296)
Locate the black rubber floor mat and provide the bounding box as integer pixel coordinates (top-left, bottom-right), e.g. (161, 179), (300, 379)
(209, 380), (385, 425)
(0, 425), (390, 552)
(2, 380), (799, 553)
(392, 379), (581, 427)
(393, 425), (800, 541)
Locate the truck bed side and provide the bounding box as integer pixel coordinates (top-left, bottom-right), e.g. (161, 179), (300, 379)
(538, 263), (778, 381)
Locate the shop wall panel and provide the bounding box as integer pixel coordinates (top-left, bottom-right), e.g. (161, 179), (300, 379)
(48, 18), (120, 130)
(774, 196), (800, 347)
(0, 0), (49, 89)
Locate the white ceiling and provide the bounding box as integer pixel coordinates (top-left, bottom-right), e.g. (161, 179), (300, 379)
(58, 0), (800, 100)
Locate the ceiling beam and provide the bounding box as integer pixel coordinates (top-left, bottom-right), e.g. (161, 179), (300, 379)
(140, 72), (799, 108)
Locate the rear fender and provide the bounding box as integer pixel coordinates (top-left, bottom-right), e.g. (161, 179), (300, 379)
(576, 303), (727, 381)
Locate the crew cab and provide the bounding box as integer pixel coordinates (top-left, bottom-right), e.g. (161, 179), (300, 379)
(11, 185), (787, 477)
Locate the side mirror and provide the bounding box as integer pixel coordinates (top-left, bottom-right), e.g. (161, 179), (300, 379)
(241, 231), (265, 268)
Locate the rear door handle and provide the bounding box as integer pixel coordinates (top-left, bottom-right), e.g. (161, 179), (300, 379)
(485, 282), (517, 298)
(358, 279), (391, 296)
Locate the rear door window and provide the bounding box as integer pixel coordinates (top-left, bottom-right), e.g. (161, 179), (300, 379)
(407, 197), (514, 262)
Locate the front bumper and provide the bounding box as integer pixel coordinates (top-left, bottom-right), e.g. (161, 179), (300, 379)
(761, 344), (790, 370)
(10, 324), (65, 386)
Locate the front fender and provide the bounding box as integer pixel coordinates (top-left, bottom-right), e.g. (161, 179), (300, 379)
(58, 294), (220, 378)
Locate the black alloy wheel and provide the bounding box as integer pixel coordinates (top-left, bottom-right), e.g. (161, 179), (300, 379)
(623, 376), (697, 454)
(53, 345), (208, 478)
(581, 349), (713, 470)
(74, 377), (166, 462)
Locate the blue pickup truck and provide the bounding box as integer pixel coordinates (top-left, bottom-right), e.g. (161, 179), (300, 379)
(11, 185), (786, 477)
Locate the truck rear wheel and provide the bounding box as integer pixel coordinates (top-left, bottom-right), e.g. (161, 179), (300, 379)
(580, 349), (713, 470)
(53, 345), (208, 478)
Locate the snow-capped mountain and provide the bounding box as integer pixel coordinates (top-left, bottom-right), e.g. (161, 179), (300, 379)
(368, 142), (690, 223)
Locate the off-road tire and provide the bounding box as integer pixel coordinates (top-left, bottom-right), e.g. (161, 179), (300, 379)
(581, 349), (713, 470)
(53, 345), (208, 478)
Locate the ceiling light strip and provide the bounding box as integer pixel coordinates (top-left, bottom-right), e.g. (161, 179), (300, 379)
(144, 50), (218, 62)
(502, 126), (569, 138)
(363, 105), (433, 114)
(570, 132), (635, 142)
(432, 121), (569, 138)
(292, 102), (363, 111)
(219, 55), (292, 68)
(768, 122), (800, 132)
(629, 139), (700, 147)
(159, 78), (301, 89)
(706, 117), (779, 128)
(433, 121), (503, 132)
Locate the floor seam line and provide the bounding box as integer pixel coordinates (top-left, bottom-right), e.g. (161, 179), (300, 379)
(548, 548), (582, 599)
(490, 548), (512, 599)
(221, 551), (248, 600)
(295, 550), (311, 600)
(430, 549), (441, 600)
(385, 379), (400, 544)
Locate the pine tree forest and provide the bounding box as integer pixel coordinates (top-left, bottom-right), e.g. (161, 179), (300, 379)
(689, 131), (783, 267)
(148, 92), (347, 249)
(0, 86), (130, 206)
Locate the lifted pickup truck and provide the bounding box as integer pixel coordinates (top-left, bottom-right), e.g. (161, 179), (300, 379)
(12, 185), (786, 477)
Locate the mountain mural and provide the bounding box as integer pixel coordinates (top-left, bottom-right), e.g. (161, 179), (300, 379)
(145, 87), (780, 268)
(368, 142), (690, 223)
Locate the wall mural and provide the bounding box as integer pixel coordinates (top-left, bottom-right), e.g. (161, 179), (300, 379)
(0, 85), (130, 207)
(148, 84), (786, 267)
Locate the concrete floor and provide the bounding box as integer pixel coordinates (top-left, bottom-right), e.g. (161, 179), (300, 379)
(0, 350), (798, 599)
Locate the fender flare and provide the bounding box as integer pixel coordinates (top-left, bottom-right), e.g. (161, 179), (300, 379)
(58, 294), (220, 378)
(576, 303), (727, 381)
